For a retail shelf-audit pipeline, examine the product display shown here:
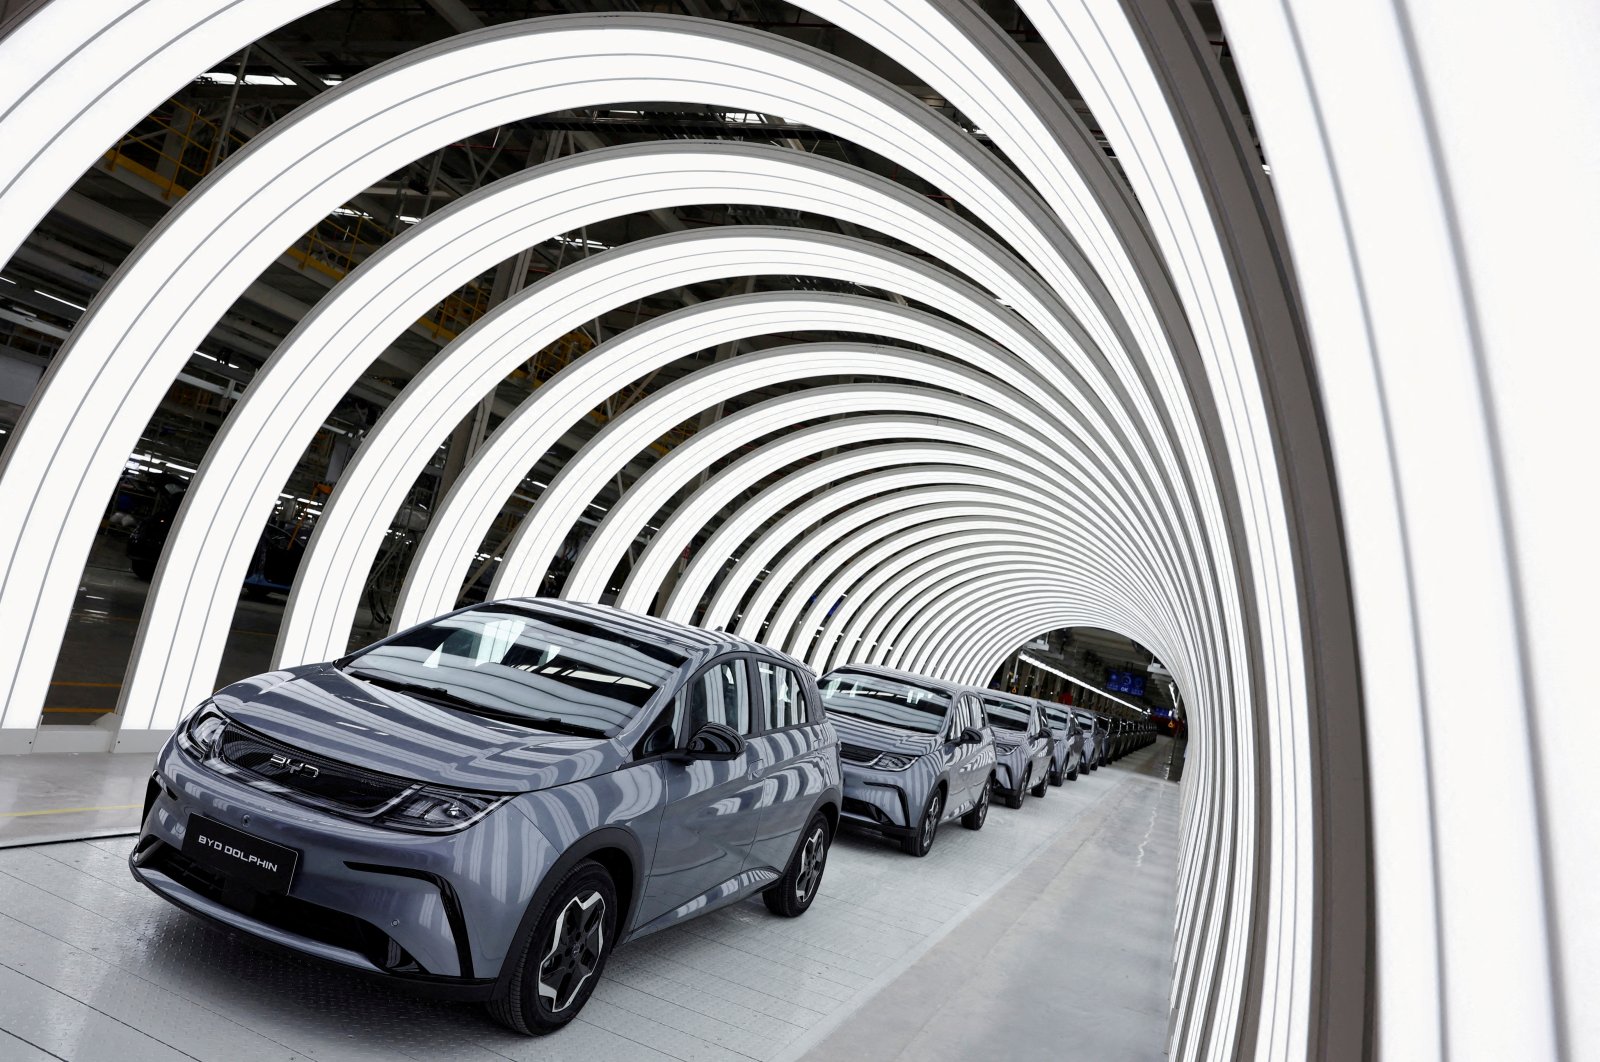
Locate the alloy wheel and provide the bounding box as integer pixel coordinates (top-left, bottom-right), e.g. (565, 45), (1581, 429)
(795, 825), (827, 902)
(538, 890), (606, 1013)
(922, 793), (942, 849)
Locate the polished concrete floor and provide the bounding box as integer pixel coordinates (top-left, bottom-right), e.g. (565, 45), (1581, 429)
(0, 741), (1180, 1062)
(0, 754), (151, 847)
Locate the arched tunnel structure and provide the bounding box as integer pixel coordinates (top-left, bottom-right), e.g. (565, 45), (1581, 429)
(0, 1), (1591, 1058)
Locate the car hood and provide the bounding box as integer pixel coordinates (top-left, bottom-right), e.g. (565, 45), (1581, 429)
(210, 665), (625, 794)
(827, 712), (940, 757)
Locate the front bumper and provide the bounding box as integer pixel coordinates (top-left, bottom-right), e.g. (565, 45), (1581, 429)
(993, 746), (1026, 795)
(839, 763), (917, 837)
(131, 738), (555, 996)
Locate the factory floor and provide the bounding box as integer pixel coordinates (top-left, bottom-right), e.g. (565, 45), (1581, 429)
(0, 740), (1182, 1062)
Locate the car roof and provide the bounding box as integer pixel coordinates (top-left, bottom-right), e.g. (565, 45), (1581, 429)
(818, 661), (966, 697)
(492, 597), (800, 666)
(963, 686), (1038, 710)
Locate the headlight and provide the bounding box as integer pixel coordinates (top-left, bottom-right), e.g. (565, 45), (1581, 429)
(176, 703), (226, 758)
(376, 786), (510, 833)
(994, 738), (1020, 751)
(871, 752), (916, 771)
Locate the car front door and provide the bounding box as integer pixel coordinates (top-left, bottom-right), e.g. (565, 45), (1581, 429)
(744, 658), (832, 874)
(946, 695), (985, 815)
(639, 657), (763, 927)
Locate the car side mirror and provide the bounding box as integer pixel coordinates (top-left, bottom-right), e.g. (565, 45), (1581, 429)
(957, 726), (983, 746)
(674, 721), (746, 761)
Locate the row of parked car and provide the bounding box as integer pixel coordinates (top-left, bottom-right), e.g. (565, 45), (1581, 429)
(825, 663), (1156, 856)
(129, 598), (1158, 1035)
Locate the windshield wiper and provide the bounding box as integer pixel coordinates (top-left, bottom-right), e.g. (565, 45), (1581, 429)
(345, 668), (486, 711)
(345, 668), (606, 738)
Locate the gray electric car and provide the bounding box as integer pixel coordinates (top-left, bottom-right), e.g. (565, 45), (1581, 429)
(1037, 700), (1083, 785)
(130, 599), (841, 1034)
(975, 690), (1053, 808)
(1072, 708), (1101, 771)
(820, 664), (996, 856)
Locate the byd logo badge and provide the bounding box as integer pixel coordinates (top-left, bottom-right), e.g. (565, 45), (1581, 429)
(269, 753), (321, 778)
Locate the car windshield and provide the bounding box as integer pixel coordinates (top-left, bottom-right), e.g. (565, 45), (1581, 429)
(820, 670), (950, 735)
(981, 697), (1031, 732)
(343, 604), (685, 737)
(1043, 705), (1071, 727)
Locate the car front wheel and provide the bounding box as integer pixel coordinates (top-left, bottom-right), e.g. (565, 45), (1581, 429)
(489, 860), (617, 1035)
(1030, 767), (1049, 798)
(765, 813), (830, 916)
(961, 776), (991, 830)
(901, 787), (944, 856)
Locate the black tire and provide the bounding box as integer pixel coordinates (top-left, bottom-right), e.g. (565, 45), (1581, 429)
(1030, 767), (1049, 798)
(764, 813), (830, 917)
(1066, 762), (1080, 782)
(961, 776), (991, 830)
(488, 860), (617, 1035)
(1049, 760), (1064, 787)
(900, 786), (944, 856)
(1003, 771), (1025, 809)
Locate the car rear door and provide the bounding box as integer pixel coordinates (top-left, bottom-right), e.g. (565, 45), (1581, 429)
(639, 656), (763, 926)
(743, 658), (832, 874)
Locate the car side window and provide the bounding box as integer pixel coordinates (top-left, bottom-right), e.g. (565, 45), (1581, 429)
(968, 696), (987, 733)
(756, 660), (809, 730)
(672, 658), (752, 743)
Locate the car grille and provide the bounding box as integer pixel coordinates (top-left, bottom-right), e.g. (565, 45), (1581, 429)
(216, 723), (411, 814)
(838, 743), (880, 765)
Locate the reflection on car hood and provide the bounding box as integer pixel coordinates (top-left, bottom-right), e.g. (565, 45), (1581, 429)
(827, 712), (939, 757)
(210, 665), (623, 794)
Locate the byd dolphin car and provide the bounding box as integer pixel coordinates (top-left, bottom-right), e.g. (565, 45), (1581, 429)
(130, 599), (841, 1034)
(1037, 700), (1083, 785)
(820, 664), (996, 856)
(973, 690), (1054, 808)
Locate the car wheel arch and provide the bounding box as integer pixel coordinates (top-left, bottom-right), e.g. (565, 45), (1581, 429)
(491, 825), (644, 998)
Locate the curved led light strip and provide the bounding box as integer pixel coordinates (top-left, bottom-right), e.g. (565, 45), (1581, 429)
(555, 302), (1177, 613)
(790, 528), (1145, 673)
(0, 0), (325, 272)
(279, 228), (1195, 680)
(822, 540), (1153, 676)
(898, 566), (1167, 677)
(719, 487), (1085, 640)
(610, 418), (1169, 626)
(126, 141), (1146, 722)
(496, 366), (1062, 600)
(545, 356), (1155, 612)
(1, 15), (1211, 733)
(762, 501), (1160, 666)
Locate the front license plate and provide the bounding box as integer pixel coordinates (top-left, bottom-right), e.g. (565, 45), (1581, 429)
(183, 814), (298, 894)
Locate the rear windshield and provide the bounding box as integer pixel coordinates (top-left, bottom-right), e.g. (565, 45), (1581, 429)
(981, 696), (1032, 732)
(345, 604), (685, 737)
(820, 670), (951, 735)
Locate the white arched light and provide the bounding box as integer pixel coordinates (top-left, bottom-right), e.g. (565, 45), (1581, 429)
(761, 509), (1159, 666)
(827, 546), (1149, 676)
(607, 416), (1157, 623)
(120, 132), (1171, 731)
(0, 0), (324, 272)
(796, 532), (1135, 673)
(1, 14), (1208, 736)
(518, 355), (1151, 610)
(720, 491), (1083, 640)
(548, 318), (1175, 613)
(273, 227), (1187, 679)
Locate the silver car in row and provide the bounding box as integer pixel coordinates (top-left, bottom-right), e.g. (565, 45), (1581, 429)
(821, 665), (998, 856)
(132, 599), (842, 1034)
